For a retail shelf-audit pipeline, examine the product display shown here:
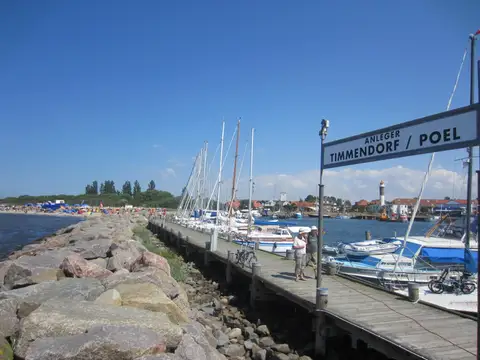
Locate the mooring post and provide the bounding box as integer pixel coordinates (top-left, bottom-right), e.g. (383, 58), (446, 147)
(226, 250), (234, 284)
(285, 249), (294, 260)
(326, 262), (337, 276)
(184, 236), (190, 257)
(365, 231), (371, 240)
(314, 287), (328, 357)
(176, 231), (182, 248)
(407, 282), (420, 302)
(204, 241), (211, 266)
(250, 263), (262, 308)
(254, 241), (260, 251)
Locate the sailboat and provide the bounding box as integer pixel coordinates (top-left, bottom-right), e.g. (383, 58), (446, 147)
(229, 128), (296, 253)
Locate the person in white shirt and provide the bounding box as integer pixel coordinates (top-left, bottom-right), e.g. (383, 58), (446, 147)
(293, 228), (308, 281)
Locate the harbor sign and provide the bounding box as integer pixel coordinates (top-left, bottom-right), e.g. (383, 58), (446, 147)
(323, 103), (480, 169)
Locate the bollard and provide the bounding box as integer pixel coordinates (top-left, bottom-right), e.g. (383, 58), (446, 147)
(316, 288), (328, 310)
(326, 262), (337, 276)
(365, 231), (371, 240)
(285, 249), (294, 260)
(250, 263), (262, 308)
(254, 241), (260, 250)
(204, 241), (211, 266)
(227, 234), (232, 242)
(407, 283), (420, 302)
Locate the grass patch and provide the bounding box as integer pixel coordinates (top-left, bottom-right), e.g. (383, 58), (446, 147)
(132, 226), (188, 282)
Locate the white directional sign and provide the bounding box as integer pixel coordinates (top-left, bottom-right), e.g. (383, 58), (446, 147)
(323, 104), (480, 169)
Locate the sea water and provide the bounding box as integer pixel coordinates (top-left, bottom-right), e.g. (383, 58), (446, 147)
(0, 214), (83, 260)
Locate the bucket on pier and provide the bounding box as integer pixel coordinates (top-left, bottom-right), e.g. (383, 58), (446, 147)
(407, 283), (420, 302)
(285, 249), (294, 260)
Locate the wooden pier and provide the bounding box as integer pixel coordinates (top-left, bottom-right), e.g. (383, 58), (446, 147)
(148, 218), (477, 360)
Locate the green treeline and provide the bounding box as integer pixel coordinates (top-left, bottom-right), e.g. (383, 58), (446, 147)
(0, 180), (179, 208)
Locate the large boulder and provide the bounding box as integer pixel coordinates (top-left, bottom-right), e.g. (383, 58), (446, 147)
(3, 250), (74, 289)
(114, 283), (189, 325)
(0, 261), (13, 286)
(60, 254), (113, 279)
(24, 324), (167, 360)
(15, 298), (183, 358)
(94, 289), (122, 307)
(130, 252), (171, 276)
(0, 278), (105, 318)
(106, 241), (143, 272)
(3, 263), (63, 289)
(174, 333), (226, 360)
(0, 298), (18, 337)
(103, 267), (181, 300)
(68, 238), (114, 259)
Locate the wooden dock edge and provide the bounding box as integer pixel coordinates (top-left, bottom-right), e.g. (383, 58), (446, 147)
(148, 219), (474, 360)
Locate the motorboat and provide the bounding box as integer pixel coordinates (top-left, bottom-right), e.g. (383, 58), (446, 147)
(232, 227), (295, 254)
(340, 239), (402, 257)
(330, 215), (479, 285)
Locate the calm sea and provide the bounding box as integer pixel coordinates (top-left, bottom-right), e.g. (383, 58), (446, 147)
(0, 214), (83, 260)
(285, 217), (432, 245)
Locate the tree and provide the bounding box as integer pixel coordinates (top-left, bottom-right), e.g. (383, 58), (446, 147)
(133, 180), (142, 197)
(99, 182), (106, 194)
(102, 180), (116, 194)
(344, 200), (352, 209)
(444, 196), (451, 200)
(304, 194), (316, 202)
(85, 181), (99, 195)
(122, 181), (132, 196)
(148, 180), (156, 191)
(92, 181), (98, 195)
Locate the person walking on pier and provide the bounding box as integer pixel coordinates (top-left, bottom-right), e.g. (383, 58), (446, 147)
(306, 226), (318, 279)
(293, 228), (308, 281)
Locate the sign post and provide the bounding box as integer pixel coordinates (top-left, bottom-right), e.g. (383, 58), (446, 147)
(315, 103), (480, 357)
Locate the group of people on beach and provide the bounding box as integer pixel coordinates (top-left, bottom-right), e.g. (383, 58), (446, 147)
(292, 226), (319, 281)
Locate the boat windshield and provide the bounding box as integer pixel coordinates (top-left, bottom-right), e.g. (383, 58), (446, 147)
(427, 215), (477, 241)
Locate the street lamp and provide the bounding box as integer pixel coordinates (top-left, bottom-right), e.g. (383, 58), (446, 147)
(316, 119), (329, 289)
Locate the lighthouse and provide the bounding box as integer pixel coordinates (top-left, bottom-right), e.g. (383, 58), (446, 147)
(379, 180), (385, 206)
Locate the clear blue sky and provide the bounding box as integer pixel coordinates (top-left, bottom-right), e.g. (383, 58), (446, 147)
(0, 0), (478, 198)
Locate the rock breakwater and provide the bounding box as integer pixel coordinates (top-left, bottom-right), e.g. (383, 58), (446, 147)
(0, 214), (226, 360)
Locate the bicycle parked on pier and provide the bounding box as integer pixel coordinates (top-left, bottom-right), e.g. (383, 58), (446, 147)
(233, 233), (258, 268)
(428, 268), (476, 295)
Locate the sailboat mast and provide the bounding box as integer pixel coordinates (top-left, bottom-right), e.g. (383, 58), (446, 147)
(216, 122), (225, 218)
(230, 119), (241, 215)
(247, 128), (255, 235)
(203, 141), (208, 210)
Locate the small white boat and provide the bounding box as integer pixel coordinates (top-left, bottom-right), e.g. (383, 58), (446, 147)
(341, 239), (402, 257)
(394, 285), (477, 314)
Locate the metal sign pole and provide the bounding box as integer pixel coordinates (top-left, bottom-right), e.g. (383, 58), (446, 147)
(476, 57), (479, 360)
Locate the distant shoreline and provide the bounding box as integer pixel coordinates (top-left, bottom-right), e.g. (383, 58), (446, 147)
(0, 210), (87, 218)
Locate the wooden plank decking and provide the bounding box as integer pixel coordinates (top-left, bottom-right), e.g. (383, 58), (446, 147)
(153, 219), (477, 360)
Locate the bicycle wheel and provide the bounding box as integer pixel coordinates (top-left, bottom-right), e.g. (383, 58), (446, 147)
(460, 281), (476, 294)
(235, 250), (242, 264)
(428, 280), (444, 294)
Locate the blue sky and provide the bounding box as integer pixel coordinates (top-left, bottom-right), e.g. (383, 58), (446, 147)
(0, 1), (478, 201)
